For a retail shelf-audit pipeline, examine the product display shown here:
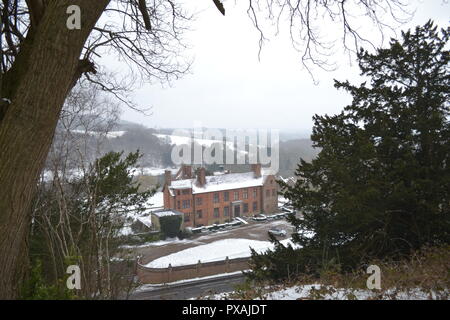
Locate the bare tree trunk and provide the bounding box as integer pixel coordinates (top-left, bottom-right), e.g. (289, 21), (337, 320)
(0, 0), (110, 299)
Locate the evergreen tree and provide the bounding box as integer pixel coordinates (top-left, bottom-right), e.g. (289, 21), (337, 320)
(29, 150), (154, 299)
(249, 21), (449, 281)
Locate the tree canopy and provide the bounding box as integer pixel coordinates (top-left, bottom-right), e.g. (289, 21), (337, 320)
(249, 21), (450, 281)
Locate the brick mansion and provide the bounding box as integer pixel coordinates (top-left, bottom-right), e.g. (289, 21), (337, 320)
(163, 164), (278, 228)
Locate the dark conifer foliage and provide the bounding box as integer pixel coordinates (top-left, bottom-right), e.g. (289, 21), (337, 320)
(248, 21), (449, 281)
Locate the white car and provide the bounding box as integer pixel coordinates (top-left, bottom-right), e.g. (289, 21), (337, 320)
(252, 214), (267, 222)
(268, 228), (287, 237)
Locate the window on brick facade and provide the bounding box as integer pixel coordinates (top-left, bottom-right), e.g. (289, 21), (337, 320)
(196, 197), (202, 205)
(177, 201), (180, 209)
(243, 203), (248, 213)
(185, 212), (190, 222)
(214, 207), (219, 217)
(182, 200), (190, 209)
(266, 189), (270, 197)
(243, 189), (248, 199)
(196, 210), (202, 218)
(272, 189), (276, 196)
(224, 191), (229, 201)
(224, 206), (229, 216)
(253, 188), (257, 198)
(182, 189), (190, 195)
(234, 191), (239, 200)
(253, 201), (257, 211)
(213, 192), (220, 203)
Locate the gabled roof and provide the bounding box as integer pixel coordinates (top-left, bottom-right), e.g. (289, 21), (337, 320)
(168, 170), (272, 194)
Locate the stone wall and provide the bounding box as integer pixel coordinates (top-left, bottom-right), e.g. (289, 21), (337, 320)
(136, 256), (250, 284)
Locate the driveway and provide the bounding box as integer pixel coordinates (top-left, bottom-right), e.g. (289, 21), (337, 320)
(131, 218), (294, 265)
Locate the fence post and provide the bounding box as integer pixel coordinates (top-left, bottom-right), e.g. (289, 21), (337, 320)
(168, 263), (172, 283)
(225, 256), (229, 273)
(197, 260), (201, 277)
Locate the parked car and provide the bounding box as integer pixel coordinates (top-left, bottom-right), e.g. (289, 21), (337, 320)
(268, 228), (287, 237)
(252, 214), (267, 222)
(228, 220), (242, 227)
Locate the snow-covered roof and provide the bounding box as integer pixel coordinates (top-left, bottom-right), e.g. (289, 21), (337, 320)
(169, 170), (271, 194)
(136, 216), (152, 228)
(147, 191), (164, 208)
(152, 209), (182, 218)
(170, 179), (193, 189)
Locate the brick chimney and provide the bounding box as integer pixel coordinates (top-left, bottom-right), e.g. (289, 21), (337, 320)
(251, 163), (261, 178)
(181, 164), (192, 179)
(164, 170), (172, 186)
(197, 167), (206, 186)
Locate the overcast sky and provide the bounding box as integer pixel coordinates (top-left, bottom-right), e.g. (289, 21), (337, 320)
(119, 0), (449, 133)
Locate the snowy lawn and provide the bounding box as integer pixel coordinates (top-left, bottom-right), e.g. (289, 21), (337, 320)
(145, 238), (298, 268)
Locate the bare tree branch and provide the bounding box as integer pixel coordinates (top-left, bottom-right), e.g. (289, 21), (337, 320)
(212, 0), (225, 15)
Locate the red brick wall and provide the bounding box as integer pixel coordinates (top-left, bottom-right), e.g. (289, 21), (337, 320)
(193, 186), (263, 226)
(170, 188), (195, 226)
(163, 185), (172, 209)
(136, 257), (250, 284)
(164, 174), (279, 228)
(262, 175), (278, 213)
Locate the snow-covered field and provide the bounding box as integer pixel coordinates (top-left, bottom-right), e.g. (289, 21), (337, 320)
(145, 238), (298, 268)
(155, 134), (247, 154)
(155, 134), (234, 149)
(134, 167), (179, 176)
(71, 129), (127, 138)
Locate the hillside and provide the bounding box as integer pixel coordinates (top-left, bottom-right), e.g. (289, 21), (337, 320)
(56, 121), (319, 178)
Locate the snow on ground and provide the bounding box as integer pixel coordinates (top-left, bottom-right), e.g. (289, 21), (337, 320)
(263, 285), (444, 300)
(263, 284), (370, 300)
(206, 284), (443, 300)
(121, 237), (193, 249)
(145, 238), (299, 268)
(71, 129), (126, 138)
